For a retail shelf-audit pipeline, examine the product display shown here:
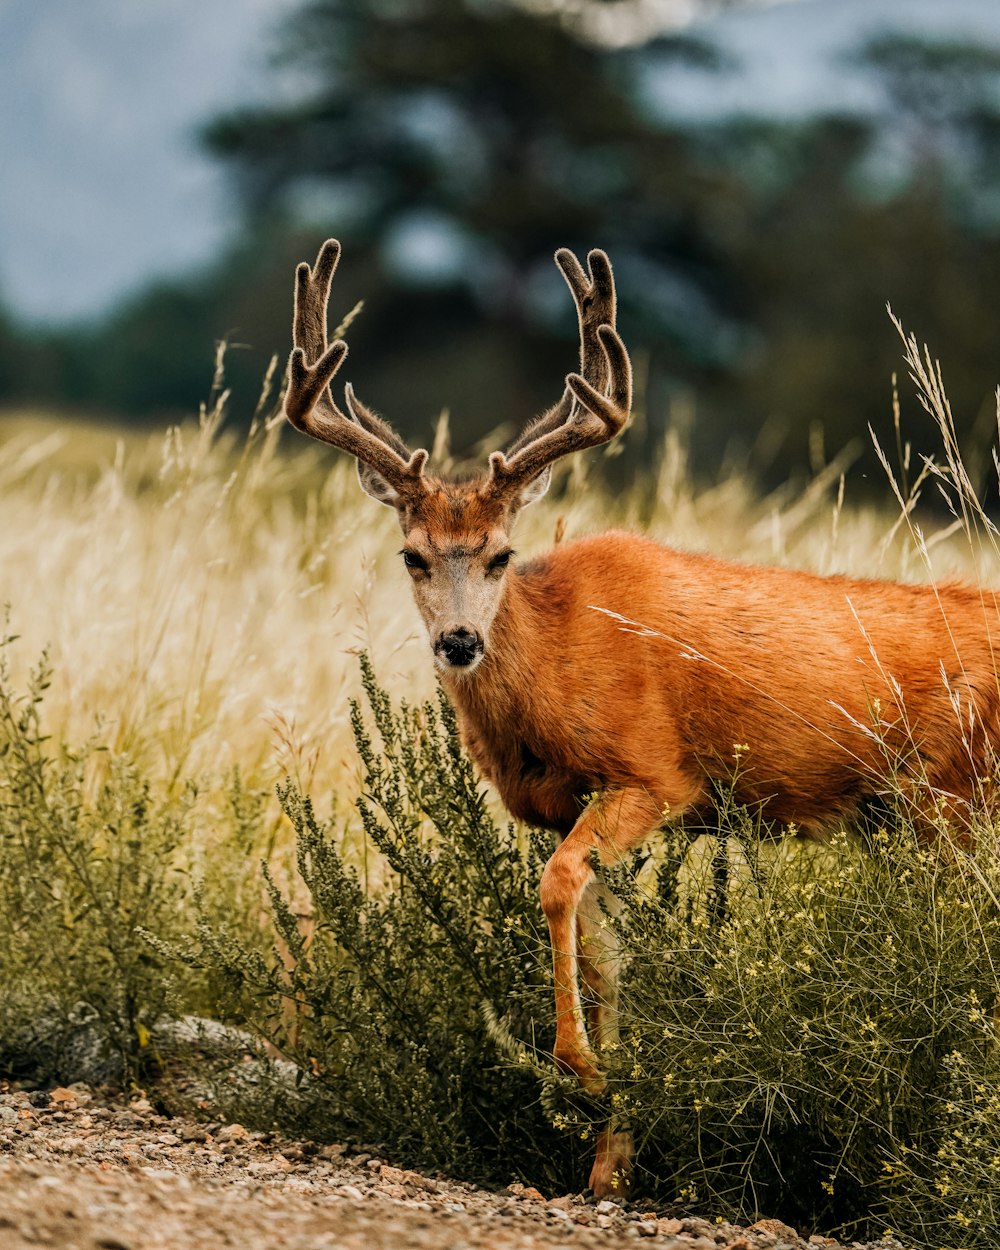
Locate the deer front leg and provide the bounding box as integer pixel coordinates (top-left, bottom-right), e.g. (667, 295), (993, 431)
(577, 877), (621, 1056)
(577, 880), (634, 1199)
(540, 785), (698, 1198)
(539, 787), (666, 1092)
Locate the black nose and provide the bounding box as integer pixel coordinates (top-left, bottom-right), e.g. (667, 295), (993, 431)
(437, 629), (483, 667)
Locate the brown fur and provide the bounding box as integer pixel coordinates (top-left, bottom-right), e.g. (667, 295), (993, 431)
(448, 531), (1000, 834)
(436, 526), (1000, 1196)
(283, 238), (1000, 1200)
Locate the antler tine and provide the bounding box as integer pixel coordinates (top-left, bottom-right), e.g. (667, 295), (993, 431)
(284, 239), (428, 495)
(487, 248), (630, 496)
(559, 247), (616, 395)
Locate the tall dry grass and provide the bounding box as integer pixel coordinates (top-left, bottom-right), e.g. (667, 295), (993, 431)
(3, 333), (1000, 1243)
(1, 330), (995, 826)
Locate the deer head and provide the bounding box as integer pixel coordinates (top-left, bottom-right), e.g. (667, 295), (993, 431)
(284, 239), (631, 673)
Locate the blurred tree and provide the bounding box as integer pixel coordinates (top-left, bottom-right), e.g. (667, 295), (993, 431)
(693, 38), (1000, 486)
(697, 113), (1000, 483)
(857, 34), (1000, 226)
(4, 5), (1000, 503)
(202, 0), (743, 448)
(0, 299), (23, 400)
(200, 5), (1000, 488)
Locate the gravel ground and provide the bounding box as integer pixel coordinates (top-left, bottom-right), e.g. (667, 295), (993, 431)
(0, 1083), (908, 1250)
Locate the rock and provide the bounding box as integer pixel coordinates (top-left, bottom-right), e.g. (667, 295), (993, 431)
(215, 1123), (248, 1142)
(753, 1219), (802, 1244)
(246, 1161), (280, 1177)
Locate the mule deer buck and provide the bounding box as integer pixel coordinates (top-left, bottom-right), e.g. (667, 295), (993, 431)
(284, 239), (1000, 1197)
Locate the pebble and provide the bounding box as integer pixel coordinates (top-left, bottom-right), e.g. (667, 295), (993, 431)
(337, 1184), (366, 1201)
(246, 1161), (278, 1177)
(0, 1080), (911, 1250)
(216, 1123), (248, 1142)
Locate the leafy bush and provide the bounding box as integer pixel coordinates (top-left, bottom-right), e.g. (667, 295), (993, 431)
(160, 652), (1000, 1242)
(183, 657), (1000, 1247)
(0, 632), (198, 1082)
(3, 620), (1000, 1246)
(184, 654), (588, 1187)
(605, 814), (1000, 1245)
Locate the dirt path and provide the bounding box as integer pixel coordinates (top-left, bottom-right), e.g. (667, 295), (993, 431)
(0, 1084), (898, 1250)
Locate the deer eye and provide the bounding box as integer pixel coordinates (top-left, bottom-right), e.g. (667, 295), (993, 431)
(401, 550), (429, 573)
(488, 550), (513, 574)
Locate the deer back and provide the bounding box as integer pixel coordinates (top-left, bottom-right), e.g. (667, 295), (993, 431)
(444, 530), (1000, 833)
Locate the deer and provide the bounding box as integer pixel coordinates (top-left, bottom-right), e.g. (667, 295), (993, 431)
(283, 238), (1000, 1199)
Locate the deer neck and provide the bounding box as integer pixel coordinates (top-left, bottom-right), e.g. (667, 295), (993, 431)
(441, 570), (548, 735)
(439, 565), (587, 831)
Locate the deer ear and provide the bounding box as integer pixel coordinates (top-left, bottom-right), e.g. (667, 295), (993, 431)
(357, 461), (399, 506)
(516, 465), (552, 507)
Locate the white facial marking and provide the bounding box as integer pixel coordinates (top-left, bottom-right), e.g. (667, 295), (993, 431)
(401, 529), (513, 670)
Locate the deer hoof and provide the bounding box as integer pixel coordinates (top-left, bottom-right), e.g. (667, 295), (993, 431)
(589, 1128), (635, 1199)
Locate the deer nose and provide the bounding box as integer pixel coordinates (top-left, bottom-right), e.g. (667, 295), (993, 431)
(436, 628), (483, 667)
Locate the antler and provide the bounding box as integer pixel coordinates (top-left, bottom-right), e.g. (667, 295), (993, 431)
(284, 239), (429, 498)
(486, 248), (631, 497)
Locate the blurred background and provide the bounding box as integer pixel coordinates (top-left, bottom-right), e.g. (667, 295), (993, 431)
(3, 0), (1000, 491)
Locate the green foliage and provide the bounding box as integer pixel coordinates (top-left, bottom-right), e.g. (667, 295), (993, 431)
(178, 659), (1000, 1244)
(605, 816), (1000, 1245)
(0, 632), (197, 1082)
(2, 622), (1000, 1244)
(185, 653), (585, 1185)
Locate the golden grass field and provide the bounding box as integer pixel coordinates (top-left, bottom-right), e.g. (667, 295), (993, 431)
(0, 329), (996, 826)
(3, 338), (1000, 1246)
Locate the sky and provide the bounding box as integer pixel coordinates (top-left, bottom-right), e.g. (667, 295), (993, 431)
(3, 0), (1000, 325)
(643, 0), (1000, 120)
(0, 0), (296, 324)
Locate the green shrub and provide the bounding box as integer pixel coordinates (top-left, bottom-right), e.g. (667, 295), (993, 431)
(185, 654), (588, 1187)
(607, 815), (1000, 1245)
(182, 660), (1000, 1245)
(4, 626), (999, 1246)
(0, 632), (198, 1082)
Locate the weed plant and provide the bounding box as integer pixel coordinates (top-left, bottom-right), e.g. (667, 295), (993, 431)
(0, 633), (196, 1082)
(177, 654), (588, 1187)
(178, 652), (1000, 1246)
(600, 815), (1000, 1244)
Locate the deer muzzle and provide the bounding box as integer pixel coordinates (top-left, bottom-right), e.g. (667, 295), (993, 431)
(435, 628), (484, 669)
